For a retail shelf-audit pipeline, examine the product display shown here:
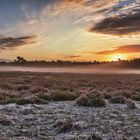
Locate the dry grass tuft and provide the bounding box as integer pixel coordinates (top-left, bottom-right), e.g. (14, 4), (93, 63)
(126, 99), (137, 109)
(109, 96), (126, 104)
(88, 133), (102, 140)
(0, 96), (47, 105)
(52, 90), (79, 101)
(0, 115), (13, 126)
(53, 117), (73, 133)
(76, 92), (106, 107)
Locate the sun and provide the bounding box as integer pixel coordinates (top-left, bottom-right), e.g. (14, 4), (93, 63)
(110, 54), (125, 61)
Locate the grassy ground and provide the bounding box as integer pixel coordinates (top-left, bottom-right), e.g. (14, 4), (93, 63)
(0, 72), (140, 105)
(0, 72), (140, 139)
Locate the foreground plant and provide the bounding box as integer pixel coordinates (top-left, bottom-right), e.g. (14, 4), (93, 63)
(53, 117), (73, 133)
(0, 96), (47, 105)
(52, 90), (78, 101)
(126, 99), (137, 109)
(0, 115), (13, 126)
(109, 96), (126, 104)
(132, 94), (140, 101)
(76, 92), (106, 107)
(89, 133), (102, 140)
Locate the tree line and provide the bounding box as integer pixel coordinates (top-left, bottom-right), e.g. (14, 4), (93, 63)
(0, 56), (140, 68)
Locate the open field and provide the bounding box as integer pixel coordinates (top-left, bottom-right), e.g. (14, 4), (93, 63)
(0, 72), (140, 140)
(0, 72), (140, 104)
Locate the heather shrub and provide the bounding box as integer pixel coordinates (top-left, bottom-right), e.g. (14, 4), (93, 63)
(108, 90), (132, 99)
(53, 117), (73, 133)
(109, 96), (126, 104)
(52, 91), (78, 101)
(88, 133), (102, 140)
(132, 94), (140, 101)
(126, 99), (136, 109)
(15, 96), (47, 105)
(0, 90), (20, 100)
(0, 83), (14, 90)
(76, 94), (90, 106)
(0, 115), (13, 126)
(16, 85), (30, 91)
(37, 93), (52, 101)
(88, 93), (106, 107)
(0, 97), (32, 105)
(103, 92), (112, 99)
(15, 98), (33, 105)
(0, 96), (47, 105)
(29, 86), (47, 93)
(76, 92), (106, 107)
(0, 98), (18, 105)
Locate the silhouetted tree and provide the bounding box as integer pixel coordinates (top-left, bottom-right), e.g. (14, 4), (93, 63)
(16, 56), (26, 63)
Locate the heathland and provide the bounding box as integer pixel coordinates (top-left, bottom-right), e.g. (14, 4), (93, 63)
(0, 72), (140, 140)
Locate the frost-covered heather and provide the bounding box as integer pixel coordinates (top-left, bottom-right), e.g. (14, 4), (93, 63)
(0, 101), (140, 140)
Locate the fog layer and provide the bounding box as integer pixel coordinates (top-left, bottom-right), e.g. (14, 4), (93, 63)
(0, 66), (140, 74)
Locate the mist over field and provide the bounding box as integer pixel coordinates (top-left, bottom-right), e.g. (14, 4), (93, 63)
(0, 65), (140, 74)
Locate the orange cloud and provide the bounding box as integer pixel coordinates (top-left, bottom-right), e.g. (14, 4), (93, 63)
(58, 0), (118, 10)
(64, 55), (82, 59)
(96, 45), (140, 55)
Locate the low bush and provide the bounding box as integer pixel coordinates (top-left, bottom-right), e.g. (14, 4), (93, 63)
(16, 96), (47, 105)
(0, 98), (17, 105)
(29, 86), (47, 93)
(0, 97), (33, 105)
(52, 91), (78, 101)
(126, 99), (136, 109)
(53, 117), (73, 133)
(103, 93), (112, 100)
(76, 94), (90, 106)
(132, 94), (140, 101)
(76, 92), (106, 107)
(0, 96), (47, 105)
(16, 98), (33, 105)
(109, 96), (126, 104)
(16, 85), (30, 91)
(0, 115), (13, 126)
(37, 93), (52, 101)
(89, 133), (102, 140)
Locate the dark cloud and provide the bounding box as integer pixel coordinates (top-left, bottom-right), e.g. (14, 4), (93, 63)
(89, 10), (140, 35)
(0, 35), (37, 50)
(96, 45), (140, 55)
(64, 55), (81, 59)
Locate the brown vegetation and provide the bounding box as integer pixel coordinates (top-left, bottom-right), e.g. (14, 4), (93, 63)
(109, 96), (126, 104)
(0, 72), (140, 105)
(76, 93), (106, 107)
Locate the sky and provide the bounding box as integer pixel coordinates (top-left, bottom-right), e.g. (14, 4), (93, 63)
(0, 0), (140, 62)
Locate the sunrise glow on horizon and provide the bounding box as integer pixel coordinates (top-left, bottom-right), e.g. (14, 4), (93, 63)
(0, 0), (140, 62)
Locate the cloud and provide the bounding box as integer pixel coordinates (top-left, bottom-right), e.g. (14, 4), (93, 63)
(96, 45), (140, 55)
(0, 35), (37, 50)
(64, 55), (82, 59)
(56, 0), (118, 13)
(61, 0), (117, 6)
(89, 11), (140, 35)
(51, 0), (118, 29)
(88, 0), (140, 35)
